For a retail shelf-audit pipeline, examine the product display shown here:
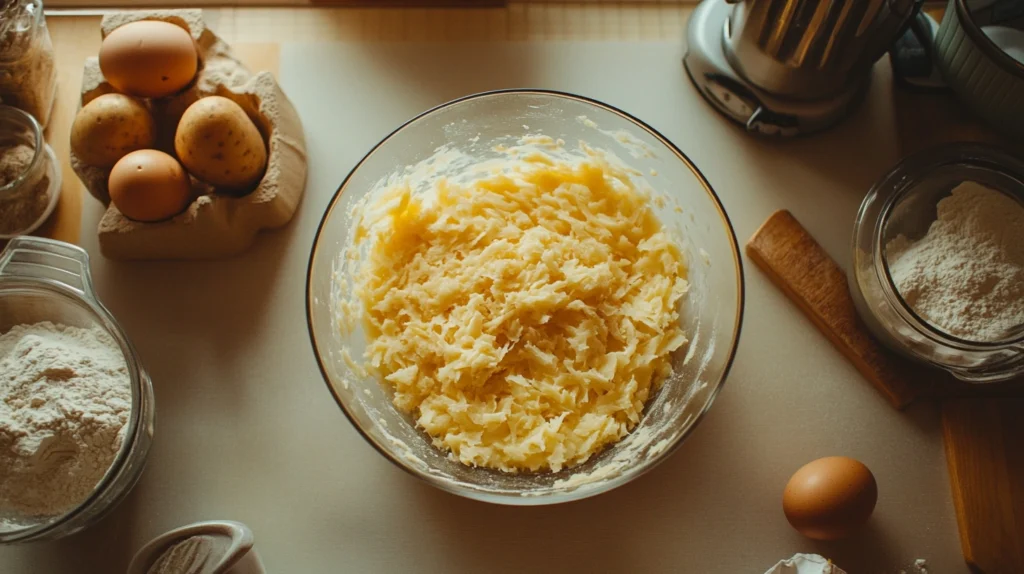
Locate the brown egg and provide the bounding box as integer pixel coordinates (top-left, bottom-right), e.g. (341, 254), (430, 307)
(99, 21), (198, 98)
(783, 456), (878, 541)
(108, 150), (193, 222)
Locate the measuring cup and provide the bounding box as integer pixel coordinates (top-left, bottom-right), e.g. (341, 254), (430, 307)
(0, 236), (154, 542)
(128, 520), (266, 574)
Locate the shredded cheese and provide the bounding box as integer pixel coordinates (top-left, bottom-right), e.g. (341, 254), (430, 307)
(351, 140), (689, 473)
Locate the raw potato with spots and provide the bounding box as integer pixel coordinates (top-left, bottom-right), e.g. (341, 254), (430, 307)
(174, 96), (267, 189)
(70, 94), (156, 168)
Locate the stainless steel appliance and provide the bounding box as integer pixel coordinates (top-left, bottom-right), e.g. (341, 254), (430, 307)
(686, 0), (922, 135)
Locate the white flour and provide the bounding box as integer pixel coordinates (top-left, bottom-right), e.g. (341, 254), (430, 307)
(0, 321), (131, 518)
(887, 181), (1024, 342)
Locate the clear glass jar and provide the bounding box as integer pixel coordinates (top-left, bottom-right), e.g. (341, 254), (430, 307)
(0, 237), (155, 543)
(849, 143), (1024, 383)
(0, 104), (60, 238)
(0, 0), (57, 127)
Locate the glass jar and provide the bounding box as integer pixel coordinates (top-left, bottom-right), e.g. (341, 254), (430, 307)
(0, 0), (57, 127)
(849, 143), (1024, 383)
(0, 237), (155, 543)
(0, 104), (60, 238)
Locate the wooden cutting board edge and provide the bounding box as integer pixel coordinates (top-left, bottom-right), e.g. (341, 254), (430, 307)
(942, 398), (1024, 574)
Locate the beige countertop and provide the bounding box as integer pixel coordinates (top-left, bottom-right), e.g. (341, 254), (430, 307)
(1, 5), (995, 572)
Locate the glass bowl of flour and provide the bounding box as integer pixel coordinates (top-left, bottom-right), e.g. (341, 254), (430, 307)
(307, 90), (745, 504)
(0, 236), (155, 542)
(850, 143), (1024, 383)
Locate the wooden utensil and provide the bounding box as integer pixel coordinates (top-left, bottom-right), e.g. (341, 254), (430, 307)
(745, 210), (920, 408)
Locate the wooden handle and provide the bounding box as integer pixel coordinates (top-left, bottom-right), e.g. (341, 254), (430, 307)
(745, 210), (920, 408)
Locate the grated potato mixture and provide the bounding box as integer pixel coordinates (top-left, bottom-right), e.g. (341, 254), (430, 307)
(351, 141), (689, 472)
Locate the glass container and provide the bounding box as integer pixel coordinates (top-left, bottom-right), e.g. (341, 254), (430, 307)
(0, 237), (155, 543)
(0, 104), (60, 238)
(0, 0), (57, 127)
(307, 90), (745, 505)
(850, 142), (1024, 383)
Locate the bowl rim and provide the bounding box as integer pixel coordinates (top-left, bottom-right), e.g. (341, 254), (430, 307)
(305, 88), (745, 505)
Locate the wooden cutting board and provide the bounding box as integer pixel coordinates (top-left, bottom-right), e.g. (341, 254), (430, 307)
(944, 399), (1024, 574)
(747, 210), (1024, 574)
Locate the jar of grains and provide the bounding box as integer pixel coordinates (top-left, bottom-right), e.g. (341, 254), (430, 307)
(0, 104), (60, 238)
(0, 0), (57, 127)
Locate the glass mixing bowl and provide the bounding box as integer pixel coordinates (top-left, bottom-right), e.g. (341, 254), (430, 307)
(0, 237), (154, 542)
(307, 90), (744, 504)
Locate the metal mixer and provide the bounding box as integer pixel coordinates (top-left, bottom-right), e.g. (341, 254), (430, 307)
(685, 0), (922, 135)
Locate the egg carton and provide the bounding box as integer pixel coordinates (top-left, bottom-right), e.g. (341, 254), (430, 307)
(71, 9), (307, 260)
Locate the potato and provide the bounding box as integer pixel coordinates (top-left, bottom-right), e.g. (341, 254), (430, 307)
(174, 96), (267, 190)
(71, 93), (156, 168)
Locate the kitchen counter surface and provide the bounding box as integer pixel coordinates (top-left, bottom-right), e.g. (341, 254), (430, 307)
(2, 5), (995, 572)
